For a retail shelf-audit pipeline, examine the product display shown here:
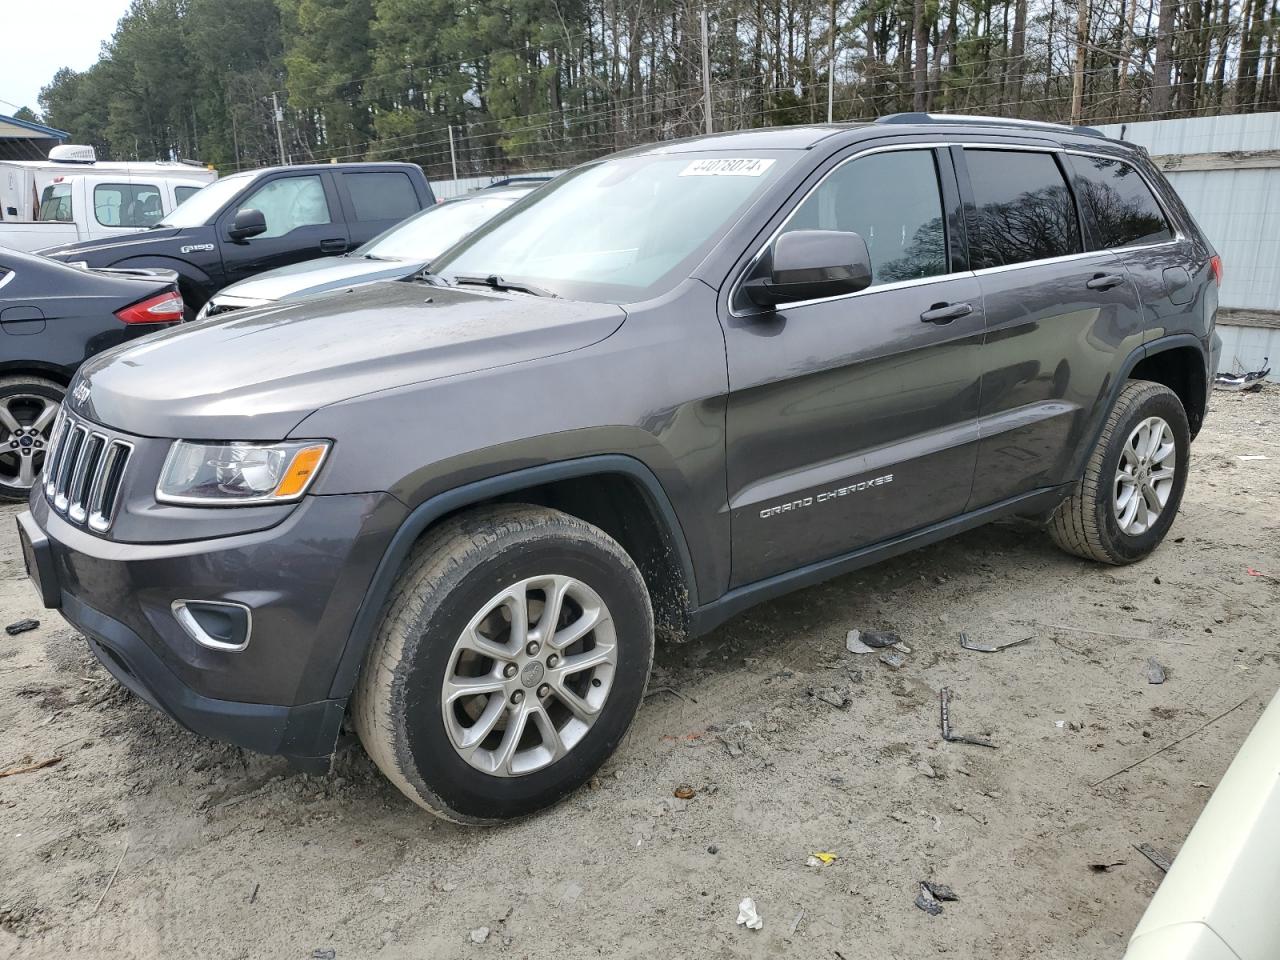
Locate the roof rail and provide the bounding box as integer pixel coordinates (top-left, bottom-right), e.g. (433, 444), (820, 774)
(876, 112), (1105, 138)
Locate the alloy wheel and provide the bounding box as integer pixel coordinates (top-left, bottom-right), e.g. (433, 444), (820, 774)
(0, 394), (60, 492)
(1113, 415), (1176, 536)
(441, 574), (617, 777)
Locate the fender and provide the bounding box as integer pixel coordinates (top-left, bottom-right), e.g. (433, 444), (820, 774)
(1067, 333), (1208, 481)
(326, 454), (698, 700)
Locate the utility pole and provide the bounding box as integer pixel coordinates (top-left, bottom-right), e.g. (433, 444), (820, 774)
(271, 91), (287, 165)
(700, 8), (713, 134)
(827, 0), (836, 122)
(448, 125), (459, 182)
(1071, 0), (1089, 124)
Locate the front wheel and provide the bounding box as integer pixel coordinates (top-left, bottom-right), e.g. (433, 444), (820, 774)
(353, 504), (654, 823)
(0, 376), (64, 502)
(1048, 379), (1190, 564)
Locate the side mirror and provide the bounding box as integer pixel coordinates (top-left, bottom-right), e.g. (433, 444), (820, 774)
(228, 208), (267, 242)
(744, 229), (873, 308)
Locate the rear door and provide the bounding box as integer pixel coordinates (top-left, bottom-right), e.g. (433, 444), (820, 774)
(721, 143), (985, 587)
(216, 171), (349, 285)
(335, 169), (426, 247)
(1062, 153), (1209, 345)
(958, 146), (1146, 510)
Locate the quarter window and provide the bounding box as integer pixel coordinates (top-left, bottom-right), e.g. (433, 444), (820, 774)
(782, 149), (948, 286)
(343, 171), (418, 221)
(174, 184), (202, 206)
(236, 175), (332, 238)
(94, 182), (163, 227)
(1066, 155), (1173, 249)
(965, 150), (1082, 269)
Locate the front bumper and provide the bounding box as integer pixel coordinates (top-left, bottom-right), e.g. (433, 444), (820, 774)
(18, 490), (406, 767)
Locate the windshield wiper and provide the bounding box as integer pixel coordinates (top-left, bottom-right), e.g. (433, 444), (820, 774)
(452, 273), (558, 298)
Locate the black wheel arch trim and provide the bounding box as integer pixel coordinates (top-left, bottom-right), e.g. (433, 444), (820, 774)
(1068, 333), (1208, 481)
(327, 454), (698, 700)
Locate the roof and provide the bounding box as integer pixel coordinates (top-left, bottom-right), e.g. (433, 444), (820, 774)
(0, 113), (69, 141)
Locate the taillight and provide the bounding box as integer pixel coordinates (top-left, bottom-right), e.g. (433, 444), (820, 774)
(1209, 255), (1223, 287)
(115, 291), (184, 325)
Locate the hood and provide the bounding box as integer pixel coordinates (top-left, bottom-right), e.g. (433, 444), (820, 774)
(39, 227), (186, 261)
(69, 280), (625, 439)
(214, 255), (424, 305)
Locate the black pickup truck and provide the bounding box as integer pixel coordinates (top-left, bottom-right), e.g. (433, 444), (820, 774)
(38, 162), (434, 314)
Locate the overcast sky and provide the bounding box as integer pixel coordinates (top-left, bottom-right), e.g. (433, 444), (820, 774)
(0, 0), (132, 120)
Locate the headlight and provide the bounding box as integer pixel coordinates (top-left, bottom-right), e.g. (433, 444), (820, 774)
(156, 440), (331, 505)
(194, 301), (212, 322)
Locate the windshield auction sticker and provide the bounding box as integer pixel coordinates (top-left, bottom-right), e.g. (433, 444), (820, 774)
(679, 158), (776, 177)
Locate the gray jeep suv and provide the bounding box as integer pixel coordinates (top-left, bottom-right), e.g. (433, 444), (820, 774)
(18, 114), (1221, 823)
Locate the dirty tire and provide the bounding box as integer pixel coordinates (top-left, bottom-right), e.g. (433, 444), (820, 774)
(0, 375), (64, 502)
(353, 504), (654, 824)
(1048, 379), (1190, 564)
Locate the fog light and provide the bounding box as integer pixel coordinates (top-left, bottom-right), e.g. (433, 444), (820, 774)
(172, 600), (252, 652)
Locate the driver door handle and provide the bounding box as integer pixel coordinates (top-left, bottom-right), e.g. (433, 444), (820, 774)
(319, 238), (347, 253)
(920, 302), (972, 324)
(1086, 273), (1127, 291)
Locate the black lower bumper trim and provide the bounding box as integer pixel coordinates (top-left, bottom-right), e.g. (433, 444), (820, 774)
(62, 592), (345, 769)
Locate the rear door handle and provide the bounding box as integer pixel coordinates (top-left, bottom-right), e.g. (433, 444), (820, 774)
(319, 238), (347, 253)
(1086, 273), (1126, 291)
(920, 302), (972, 324)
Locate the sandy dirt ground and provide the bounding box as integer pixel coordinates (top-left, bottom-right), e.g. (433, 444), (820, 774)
(1, 386), (1277, 960)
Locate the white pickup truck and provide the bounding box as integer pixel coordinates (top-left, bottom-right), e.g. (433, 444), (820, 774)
(0, 146), (216, 254)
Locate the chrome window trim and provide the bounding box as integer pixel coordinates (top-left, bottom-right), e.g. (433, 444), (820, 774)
(0, 270), (15, 293)
(728, 138), (1187, 317)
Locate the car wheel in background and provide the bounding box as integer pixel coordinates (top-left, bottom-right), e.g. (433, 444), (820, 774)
(353, 504), (654, 823)
(1048, 379), (1190, 564)
(0, 376), (64, 502)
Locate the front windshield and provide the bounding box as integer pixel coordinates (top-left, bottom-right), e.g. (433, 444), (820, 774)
(432, 151), (795, 302)
(158, 173), (251, 227)
(357, 195), (518, 261)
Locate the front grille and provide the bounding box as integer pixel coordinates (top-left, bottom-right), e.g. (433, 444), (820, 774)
(43, 411), (133, 533)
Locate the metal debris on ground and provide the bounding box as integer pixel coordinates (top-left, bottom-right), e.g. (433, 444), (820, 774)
(1133, 843), (1173, 873)
(1213, 361), (1270, 392)
(959, 632), (1033, 653)
(1089, 860), (1126, 873)
(921, 880), (958, 902)
(860, 630), (901, 648)
(878, 651), (906, 670)
(90, 840), (129, 916)
(1091, 694), (1254, 786)
(644, 686), (696, 704)
(736, 897), (763, 930)
(1145, 658), (1167, 684)
(808, 685), (852, 709)
(673, 784), (695, 800)
(4, 619), (39, 637)
(914, 882), (944, 915)
(805, 851), (837, 867)
(311, 950), (336, 960)
(939, 687), (996, 748)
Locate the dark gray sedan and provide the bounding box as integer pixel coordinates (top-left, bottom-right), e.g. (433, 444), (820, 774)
(195, 186), (536, 319)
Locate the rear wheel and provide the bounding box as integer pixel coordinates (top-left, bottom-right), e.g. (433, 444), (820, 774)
(0, 376), (63, 502)
(1048, 379), (1190, 564)
(353, 504), (654, 823)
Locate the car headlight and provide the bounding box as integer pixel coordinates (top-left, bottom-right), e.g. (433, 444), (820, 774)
(156, 440), (331, 505)
(194, 301), (212, 322)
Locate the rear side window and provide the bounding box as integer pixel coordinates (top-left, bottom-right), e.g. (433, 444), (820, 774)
(965, 150), (1082, 269)
(1066, 155), (1173, 249)
(782, 149), (948, 286)
(94, 182), (163, 227)
(174, 185), (202, 205)
(38, 184), (72, 222)
(343, 172), (418, 222)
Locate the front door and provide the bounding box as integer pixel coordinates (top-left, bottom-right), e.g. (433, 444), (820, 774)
(217, 172), (350, 286)
(721, 145), (985, 587)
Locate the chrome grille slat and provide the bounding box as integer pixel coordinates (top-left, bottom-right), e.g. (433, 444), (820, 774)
(44, 413), (132, 534)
